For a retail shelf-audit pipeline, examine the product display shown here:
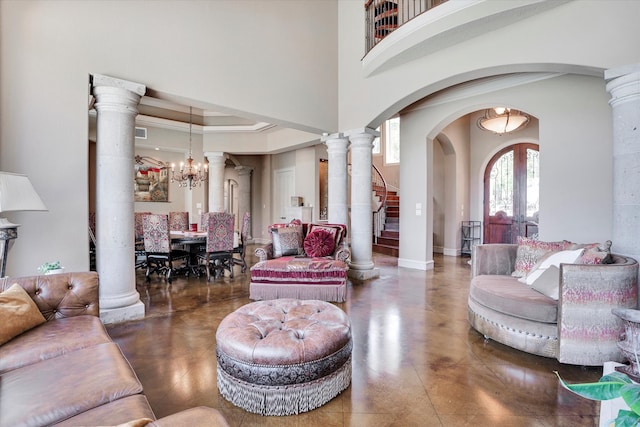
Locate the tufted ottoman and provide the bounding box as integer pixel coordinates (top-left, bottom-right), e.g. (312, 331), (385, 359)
(215, 299), (352, 416)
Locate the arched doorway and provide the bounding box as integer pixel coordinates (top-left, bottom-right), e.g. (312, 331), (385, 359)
(484, 143), (539, 243)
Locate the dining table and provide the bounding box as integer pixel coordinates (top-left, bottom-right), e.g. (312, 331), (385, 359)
(170, 231), (207, 276)
(169, 231), (240, 278)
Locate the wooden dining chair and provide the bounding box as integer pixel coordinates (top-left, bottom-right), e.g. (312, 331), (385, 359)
(232, 211), (250, 273)
(134, 211), (151, 270)
(197, 212), (235, 281)
(142, 213), (189, 283)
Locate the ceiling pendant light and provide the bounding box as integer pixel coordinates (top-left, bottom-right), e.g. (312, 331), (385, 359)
(170, 106), (208, 190)
(478, 107), (530, 135)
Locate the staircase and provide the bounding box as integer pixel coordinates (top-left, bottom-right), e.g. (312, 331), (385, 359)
(373, 188), (399, 257)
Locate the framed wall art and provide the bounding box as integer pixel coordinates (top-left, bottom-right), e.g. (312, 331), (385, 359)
(134, 155), (169, 202)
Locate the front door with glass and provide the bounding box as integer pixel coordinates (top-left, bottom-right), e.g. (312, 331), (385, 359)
(483, 143), (539, 244)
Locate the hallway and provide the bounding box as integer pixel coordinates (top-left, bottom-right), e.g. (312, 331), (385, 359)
(106, 250), (601, 426)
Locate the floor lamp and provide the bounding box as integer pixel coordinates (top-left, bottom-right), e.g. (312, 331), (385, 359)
(0, 172), (48, 278)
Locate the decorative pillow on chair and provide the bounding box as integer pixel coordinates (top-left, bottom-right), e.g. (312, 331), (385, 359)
(512, 236), (573, 278)
(529, 265), (561, 300)
(307, 224), (344, 249)
(575, 240), (613, 264)
(304, 229), (336, 258)
(270, 225), (304, 258)
(519, 248), (584, 285)
(0, 283), (46, 345)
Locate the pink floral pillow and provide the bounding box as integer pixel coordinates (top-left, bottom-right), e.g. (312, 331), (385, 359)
(577, 240), (612, 264)
(304, 229), (336, 258)
(512, 236), (572, 278)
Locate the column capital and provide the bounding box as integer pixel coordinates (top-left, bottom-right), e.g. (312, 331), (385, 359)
(205, 152), (227, 164)
(344, 127), (380, 139)
(606, 64), (640, 107)
(324, 135), (350, 154)
(92, 74), (146, 96)
(235, 165), (254, 175)
(321, 132), (346, 142)
(92, 75), (146, 115)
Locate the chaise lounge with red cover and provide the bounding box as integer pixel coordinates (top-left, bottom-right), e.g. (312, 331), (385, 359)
(250, 221), (350, 302)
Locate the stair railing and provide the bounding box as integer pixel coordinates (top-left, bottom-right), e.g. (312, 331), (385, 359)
(365, 0), (449, 53)
(372, 164), (388, 243)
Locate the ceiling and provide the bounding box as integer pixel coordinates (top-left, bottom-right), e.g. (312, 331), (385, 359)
(135, 96), (276, 134)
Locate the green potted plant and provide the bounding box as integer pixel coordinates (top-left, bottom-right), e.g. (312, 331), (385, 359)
(37, 261), (64, 275)
(556, 370), (640, 426)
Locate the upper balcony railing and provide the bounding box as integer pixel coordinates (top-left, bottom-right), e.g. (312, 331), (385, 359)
(365, 0), (449, 53)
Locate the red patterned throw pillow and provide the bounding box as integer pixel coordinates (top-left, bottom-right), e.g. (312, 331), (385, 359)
(512, 236), (572, 278)
(304, 229), (336, 258)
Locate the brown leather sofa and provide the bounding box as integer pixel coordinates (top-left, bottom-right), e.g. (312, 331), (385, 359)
(0, 272), (228, 427)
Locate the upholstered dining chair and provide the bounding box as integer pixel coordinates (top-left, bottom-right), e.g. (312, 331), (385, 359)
(200, 212), (211, 232)
(169, 211), (190, 251)
(142, 213), (189, 283)
(197, 212), (235, 281)
(169, 211), (189, 231)
(232, 211), (250, 273)
(134, 211), (151, 270)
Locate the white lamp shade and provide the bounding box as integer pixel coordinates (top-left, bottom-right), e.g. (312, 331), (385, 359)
(0, 172), (48, 213)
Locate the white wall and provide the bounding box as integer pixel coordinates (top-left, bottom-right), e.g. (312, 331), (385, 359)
(398, 74), (613, 268)
(132, 126), (205, 219)
(338, 1), (640, 130)
(0, 0), (337, 276)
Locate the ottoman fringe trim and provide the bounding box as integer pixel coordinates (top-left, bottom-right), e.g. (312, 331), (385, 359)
(217, 356), (352, 416)
(249, 282), (346, 303)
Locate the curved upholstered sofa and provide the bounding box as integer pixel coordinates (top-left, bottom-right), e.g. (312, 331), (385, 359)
(468, 244), (639, 366)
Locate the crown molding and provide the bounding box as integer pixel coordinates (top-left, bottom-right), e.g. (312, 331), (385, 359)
(135, 115), (275, 133)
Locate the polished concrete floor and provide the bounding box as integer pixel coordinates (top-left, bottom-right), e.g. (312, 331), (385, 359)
(106, 249), (602, 426)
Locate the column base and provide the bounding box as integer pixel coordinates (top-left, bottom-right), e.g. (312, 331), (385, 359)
(347, 267), (380, 281)
(100, 300), (145, 324)
(398, 258), (435, 271)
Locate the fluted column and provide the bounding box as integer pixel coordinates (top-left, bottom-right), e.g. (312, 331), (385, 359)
(345, 128), (380, 280)
(322, 133), (349, 226)
(206, 152), (226, 212)
(606, 64), (640, 266)
(235, 165), (253, 239)
(92, 74), (146, 324)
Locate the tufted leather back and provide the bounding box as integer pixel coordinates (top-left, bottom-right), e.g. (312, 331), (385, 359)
(0, 272), (100, 321)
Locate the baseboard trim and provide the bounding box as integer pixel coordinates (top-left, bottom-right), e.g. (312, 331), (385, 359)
(443, 248), (460, 257)
(398, 258), (434, 271)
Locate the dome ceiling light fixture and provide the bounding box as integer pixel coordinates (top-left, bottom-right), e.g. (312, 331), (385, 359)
(477, 107), (530, 135)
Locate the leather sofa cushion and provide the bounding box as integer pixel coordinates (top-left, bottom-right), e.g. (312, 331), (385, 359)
(0, 315), (112, 374)
(149, 407), (230, 427)
(53, 395), (156, 427)
(0, 342), (143, 427)
(470, 275), (558, 323)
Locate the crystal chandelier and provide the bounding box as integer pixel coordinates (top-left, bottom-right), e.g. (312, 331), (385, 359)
(477, 107), (530, 135)
(171, 106), (208, 189)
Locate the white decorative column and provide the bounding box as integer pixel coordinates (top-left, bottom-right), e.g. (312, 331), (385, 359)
(206, 152), (226, 212)
(345, 128), (380, 280)
(92, 74), (146, 324)
(606, 64), (640, 266)
(235, 165), (253, 239)
(322, 133), (350, 226)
